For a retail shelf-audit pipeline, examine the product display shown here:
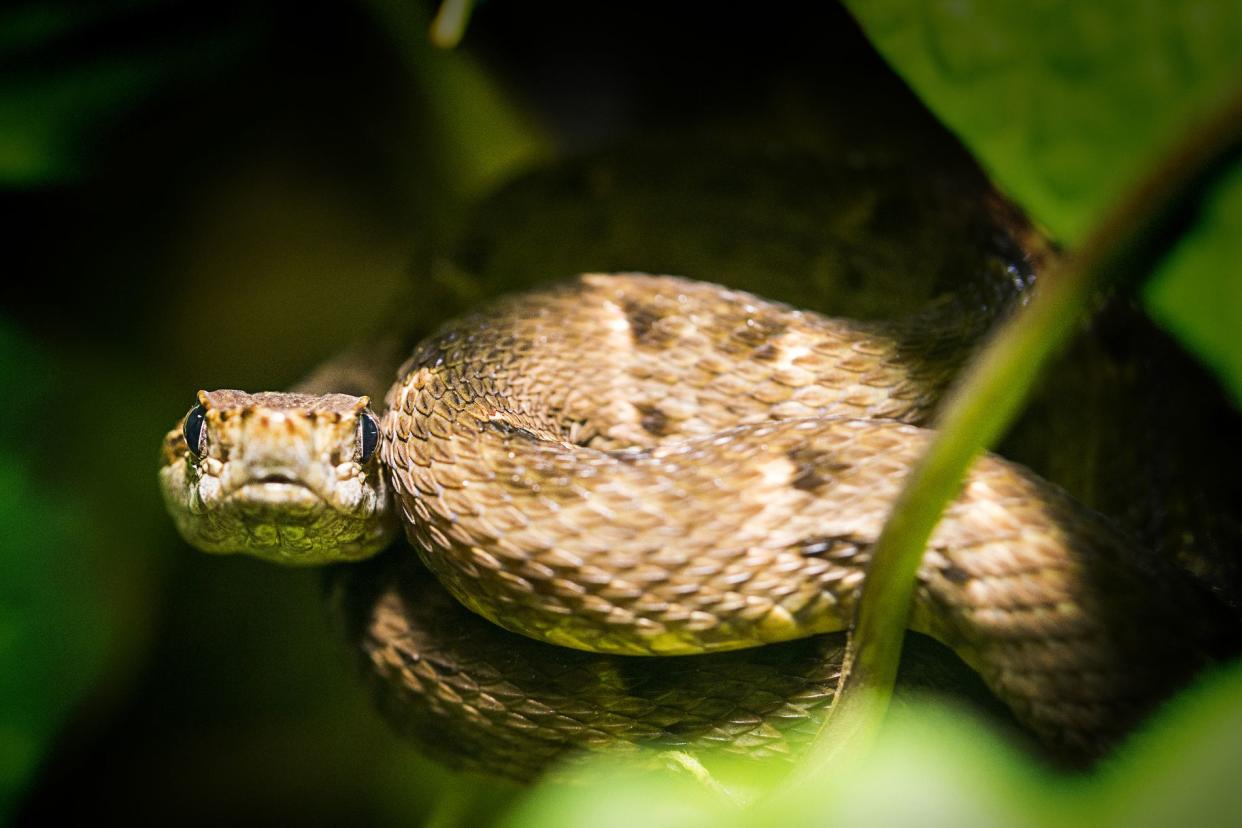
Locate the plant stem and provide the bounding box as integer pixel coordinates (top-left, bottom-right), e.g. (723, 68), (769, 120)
(429, 0), (477, 49)
(788, 78), (1242, 785)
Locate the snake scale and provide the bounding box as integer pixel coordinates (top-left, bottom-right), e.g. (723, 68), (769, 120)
(161, 271), (1221, 778)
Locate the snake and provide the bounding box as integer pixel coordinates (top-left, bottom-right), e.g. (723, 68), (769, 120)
(160, 271), (1222, 779)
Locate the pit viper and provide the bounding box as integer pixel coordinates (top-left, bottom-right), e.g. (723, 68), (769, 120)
(160, 272), (1219, 777)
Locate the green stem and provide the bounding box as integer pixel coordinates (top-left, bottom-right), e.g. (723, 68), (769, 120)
(429, 0), (477, 49)
(789, 78), (1242, 783)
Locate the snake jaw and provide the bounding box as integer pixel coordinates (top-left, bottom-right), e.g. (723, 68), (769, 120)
(159, 390), (398, 565)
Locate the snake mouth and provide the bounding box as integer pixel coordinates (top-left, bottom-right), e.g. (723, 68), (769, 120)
(256, 473), (300, 485)
(229, 478), (324, 509)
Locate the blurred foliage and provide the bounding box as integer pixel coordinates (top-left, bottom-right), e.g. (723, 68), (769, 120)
(1145, 161), (1242, 406)
(0, 0), (262, 185)
(505, 660), (1242, 828)
(3, 0), (1241, 826)
(0, 322), (106, 820)
(844, 0), (1242, 403)
(842, 0), (1242, 242)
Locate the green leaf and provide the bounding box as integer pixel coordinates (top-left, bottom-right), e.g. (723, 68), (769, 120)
(843, 0), (1242, 403)
(843, 0), (1242, 242)
(1144, 163), (1242, 406)
(0, 321), (107, 819)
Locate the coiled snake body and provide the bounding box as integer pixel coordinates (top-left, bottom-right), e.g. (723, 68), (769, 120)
(161, 273), (1216, 776)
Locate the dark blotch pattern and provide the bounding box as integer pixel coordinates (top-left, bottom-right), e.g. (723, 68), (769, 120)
(486, 419), (541, 442)
(637, 404), (670, 436)
(621, 298), (668, 346)
(787, 447), (849, 493)
(940, 564), (971, 585)
(752, 342), (779, 361)
(733, 314), (787, 348)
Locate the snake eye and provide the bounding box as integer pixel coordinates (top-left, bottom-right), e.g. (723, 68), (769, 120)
(359, 411), (380, 464)
(183, 403), (207, 457)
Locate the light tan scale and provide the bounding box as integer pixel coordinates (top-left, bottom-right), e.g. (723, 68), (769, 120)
(162, 272), (1218, 764)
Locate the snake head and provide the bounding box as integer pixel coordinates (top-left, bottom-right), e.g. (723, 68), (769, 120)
(159, 389), (398, 565)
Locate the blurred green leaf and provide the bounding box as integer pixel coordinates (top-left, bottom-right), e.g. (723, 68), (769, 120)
(1143, 163), (1242, 405)
(501, 762), (731, 828)
(0, 1), (259, 185)
(0, 321), (108, 819)
(842, 0), (1242, 243)
(502, 661), (1242, 827)
(0, 1), (130, 58)
(843, 0), (1242, 403)
(1, 55), (171, 184)
(1101, 661), (1242, 827)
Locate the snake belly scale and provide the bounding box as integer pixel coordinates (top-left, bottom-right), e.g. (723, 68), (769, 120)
(162, 272), (1216, 766)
